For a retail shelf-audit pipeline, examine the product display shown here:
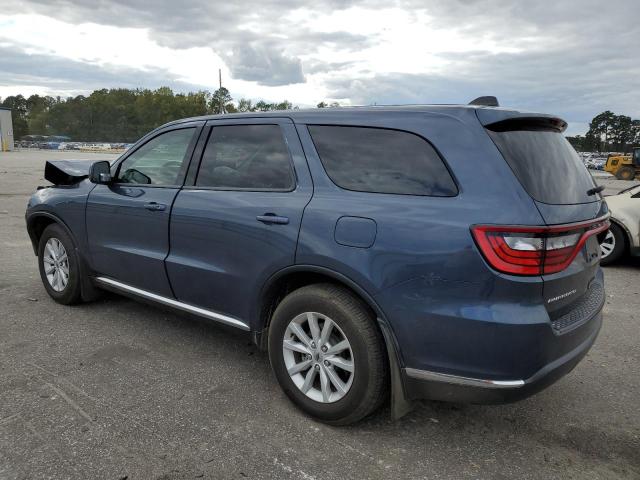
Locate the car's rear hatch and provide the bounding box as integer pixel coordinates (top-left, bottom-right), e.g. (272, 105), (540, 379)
(476, 108), (607, 332)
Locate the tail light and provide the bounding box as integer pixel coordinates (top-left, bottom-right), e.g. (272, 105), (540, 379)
(471, 216), (609, 276)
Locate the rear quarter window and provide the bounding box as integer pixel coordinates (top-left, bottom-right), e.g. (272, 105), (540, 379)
(308, 125), (457, 196)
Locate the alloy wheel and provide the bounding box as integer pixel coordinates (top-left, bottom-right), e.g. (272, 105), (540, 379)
(282, 312), (355, 403)
(600, 230), (615, 259)
(43, 237), (69, 292)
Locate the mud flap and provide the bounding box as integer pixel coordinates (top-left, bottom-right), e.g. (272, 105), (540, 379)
(377, 319), (414, 420)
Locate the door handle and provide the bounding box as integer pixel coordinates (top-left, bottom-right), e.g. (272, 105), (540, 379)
(144, 202), (166, 211)
(256, 213), (289, 225)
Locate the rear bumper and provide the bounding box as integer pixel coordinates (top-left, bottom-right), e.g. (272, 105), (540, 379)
(402, 311), (601, 404)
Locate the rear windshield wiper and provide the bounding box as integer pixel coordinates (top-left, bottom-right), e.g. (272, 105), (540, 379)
(587, 185), (605, 196)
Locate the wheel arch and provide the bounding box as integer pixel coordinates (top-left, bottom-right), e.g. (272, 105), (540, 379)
(26, 212), (76, 255)
(26, 211), (99, 301)
(255, 266), (385, 334)
(609, 217), (632, 251)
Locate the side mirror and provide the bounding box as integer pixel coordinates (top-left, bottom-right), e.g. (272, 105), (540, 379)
(89, 161), (112, 184)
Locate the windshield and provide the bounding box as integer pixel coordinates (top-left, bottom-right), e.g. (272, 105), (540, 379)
(618, 184), (640, 195)
(487, 129), (598, 205)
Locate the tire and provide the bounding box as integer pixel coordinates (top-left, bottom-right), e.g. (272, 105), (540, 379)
(600, 223), (626, 266)
(615, 166), (635, 181)
(268, 283), (388, 425)
(37, 223), (82, 304)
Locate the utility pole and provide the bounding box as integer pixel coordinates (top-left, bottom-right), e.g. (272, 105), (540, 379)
(218, 68), (225, 114)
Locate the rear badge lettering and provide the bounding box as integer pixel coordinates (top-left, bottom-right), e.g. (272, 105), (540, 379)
(547, 289), (577, 304)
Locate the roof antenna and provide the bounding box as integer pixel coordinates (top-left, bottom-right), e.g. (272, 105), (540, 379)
(469, 96), (499, 107)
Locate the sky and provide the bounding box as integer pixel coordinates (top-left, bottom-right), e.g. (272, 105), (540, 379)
(0, 0), (639, 135)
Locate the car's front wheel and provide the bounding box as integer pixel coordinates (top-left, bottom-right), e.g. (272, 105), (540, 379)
(38, 223), (82, 304)
(268, 284), (388, 425)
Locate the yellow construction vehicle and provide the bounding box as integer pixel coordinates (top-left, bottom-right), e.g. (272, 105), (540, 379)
(605, 147), (640, 180)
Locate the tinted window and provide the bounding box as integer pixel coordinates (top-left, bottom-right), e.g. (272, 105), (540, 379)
(487, 129), (597, 204)
(196, 125), (294, 190)
(117, 128), (195, 185)
(308, 125), (457, 196)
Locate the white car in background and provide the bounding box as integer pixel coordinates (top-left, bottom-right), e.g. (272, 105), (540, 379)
(600, 184), (640, 265)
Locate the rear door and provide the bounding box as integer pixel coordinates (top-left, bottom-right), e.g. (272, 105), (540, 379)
(86, 123), (202, 296)
(480, 113), (607, 321)
(165, 118), (313, 326)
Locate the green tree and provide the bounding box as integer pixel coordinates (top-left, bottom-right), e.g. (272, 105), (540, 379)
(1, 95), (29, 139)
(566, 135), (585, 151)
(3, 87), (303, 142)
(236, 98), (254, 112)
(254, 100), (271, 111)
(275, 100), (293, 110)
(317, 101), (339, 108)
(586, 111), (640, 152)
(587, 111), (616, 151)
(632, 119), (640, 146)
(610, 115), (633, 152)
(210, 87), (232, 114)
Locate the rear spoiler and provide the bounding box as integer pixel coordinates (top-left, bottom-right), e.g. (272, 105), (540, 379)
(476, 109), (567, 133)
(44, 160), (98, 185)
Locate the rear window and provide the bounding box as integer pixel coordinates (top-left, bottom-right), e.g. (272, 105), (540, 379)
(308, 125), (457, 196)
(487, 129), (597, 204)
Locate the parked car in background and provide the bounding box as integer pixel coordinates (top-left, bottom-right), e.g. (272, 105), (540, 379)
(581, 152), (607, 171)
(600, 184), (640, 264)
(26, 102), (608, 424)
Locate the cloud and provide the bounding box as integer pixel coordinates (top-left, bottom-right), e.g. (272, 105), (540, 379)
(0, 0), (638, 133)
(226, 45), (305, 86)
(0, 0), (366, 86)
(0, 44), (207, 95)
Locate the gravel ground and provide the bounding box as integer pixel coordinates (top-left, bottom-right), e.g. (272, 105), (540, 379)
(1, 150), (639, 480)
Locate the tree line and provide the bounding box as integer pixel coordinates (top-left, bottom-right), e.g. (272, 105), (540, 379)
(0, 87), (339, 143)
(566, 111), (640, 152)
(3, 88), (637, 150)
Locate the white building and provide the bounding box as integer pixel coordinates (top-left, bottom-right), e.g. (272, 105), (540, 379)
(0, 107), (14, 151)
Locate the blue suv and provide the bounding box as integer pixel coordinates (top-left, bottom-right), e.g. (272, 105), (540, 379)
(26, 102), (608, 424)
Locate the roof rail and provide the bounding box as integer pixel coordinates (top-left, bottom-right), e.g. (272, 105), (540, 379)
(469, 96), (499, 107)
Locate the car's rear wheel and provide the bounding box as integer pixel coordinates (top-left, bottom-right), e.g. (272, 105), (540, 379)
(268, 284), (388, 425)
(600, 223), (626, 266)
(38, 223), (82, 304)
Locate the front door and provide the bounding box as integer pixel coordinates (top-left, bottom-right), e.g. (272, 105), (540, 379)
(166, 119), (313, 326)
(86, 123), (202, 296)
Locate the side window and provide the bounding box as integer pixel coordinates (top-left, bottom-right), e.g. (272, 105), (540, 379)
(308, 125), (457, 196)
(116, 128), (195, 185)
(196, 125), (294, 190)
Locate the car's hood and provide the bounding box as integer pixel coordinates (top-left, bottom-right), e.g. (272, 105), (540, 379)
(44, 160), (97, 185)
(605, 188), (640, 210)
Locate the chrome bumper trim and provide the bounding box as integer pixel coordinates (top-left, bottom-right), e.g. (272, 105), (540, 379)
(404, 368), (525, 389)
(94, 276), (250, 331)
